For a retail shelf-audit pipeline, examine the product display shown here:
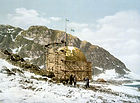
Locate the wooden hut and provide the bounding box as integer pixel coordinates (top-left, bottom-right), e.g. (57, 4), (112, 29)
(46, 46), (92, 81)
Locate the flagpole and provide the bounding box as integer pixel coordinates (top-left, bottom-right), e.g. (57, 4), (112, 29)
(65, 19), (67, 46)
(64, 18), (68, 80)
(65, 19), (70, 46)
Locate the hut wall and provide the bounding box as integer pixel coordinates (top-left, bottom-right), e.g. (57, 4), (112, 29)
(46, 48), (92, 81)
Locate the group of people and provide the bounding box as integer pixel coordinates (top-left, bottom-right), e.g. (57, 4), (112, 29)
(69, 74), (90, 88)
(69, 74), (77, 87)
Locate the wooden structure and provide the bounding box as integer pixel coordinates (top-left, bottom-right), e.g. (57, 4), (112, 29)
(46, 44), (92, 81)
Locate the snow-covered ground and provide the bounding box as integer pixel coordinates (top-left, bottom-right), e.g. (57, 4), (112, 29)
(0, 59), (140, 103)
(94, 68), (140, 81)
(93, 69), (119, 80)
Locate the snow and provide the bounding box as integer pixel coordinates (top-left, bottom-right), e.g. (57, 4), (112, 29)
(18, 46), (22, 51)
(14, 31), (22, 42)
(68, 46), (75, 53)
(107, 85), (140, 96)
(0, 59), (18, 69)
(94, 69), (119, 80)
(58, 46), (76, 53)
(23, 36), (34, 41)
(93, 68), (140, 82)
(127, 72), (140, 80)
(89, 81), (140, 96)
(0, 58), (140, 103)
(11, 34), (14, 41)
(11, 46), (23, 54)
(11, 48), (18, 54)
(106, 57), (109, 60)
(24, 57), (32, 61)
(116, 65), (120, 67)
(7, 28), (14, 33)
(39, 65), (44, 69)
(95, 66), (103, 71)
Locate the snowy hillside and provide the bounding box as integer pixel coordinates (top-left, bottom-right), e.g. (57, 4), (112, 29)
(0, 25), (130, 75)
(0, 58), (140, 103)
(94, 68), (140, 81)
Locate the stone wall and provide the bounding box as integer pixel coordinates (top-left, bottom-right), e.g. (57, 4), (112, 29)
(46, 47), (92, 81)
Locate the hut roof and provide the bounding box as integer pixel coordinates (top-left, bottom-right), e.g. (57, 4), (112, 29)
(58, 46), (87, 62)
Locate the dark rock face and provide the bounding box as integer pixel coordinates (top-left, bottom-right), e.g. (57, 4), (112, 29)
(0, 25), (130, 75)
(0, 25), (22, 51)
(80, 42), (130, 75)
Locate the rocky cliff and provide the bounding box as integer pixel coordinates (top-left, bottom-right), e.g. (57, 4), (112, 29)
(0, 25), (130, 75)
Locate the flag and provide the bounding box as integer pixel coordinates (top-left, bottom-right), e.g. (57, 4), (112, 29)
(71, 29), (75, 32)
(66, 19), (69, 22)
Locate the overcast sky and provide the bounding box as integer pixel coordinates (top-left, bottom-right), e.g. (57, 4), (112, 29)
(0, 0), (140, 75)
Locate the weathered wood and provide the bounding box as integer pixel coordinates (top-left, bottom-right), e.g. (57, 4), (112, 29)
(46, 46), (92, 81)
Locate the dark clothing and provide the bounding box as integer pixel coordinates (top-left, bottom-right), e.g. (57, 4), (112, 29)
(74, 82), (76, 87)
(73, 76), (77, 87)
(69, 75), (73, 85)
(85, 77), (89, 88)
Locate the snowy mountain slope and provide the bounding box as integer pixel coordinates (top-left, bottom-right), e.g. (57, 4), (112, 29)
(0, 25), (130, 75)
(93, 67), (140, 80)
(0, 59), (140, 103)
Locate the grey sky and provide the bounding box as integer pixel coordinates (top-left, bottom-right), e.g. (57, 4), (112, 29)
(0, 0), (140, 75)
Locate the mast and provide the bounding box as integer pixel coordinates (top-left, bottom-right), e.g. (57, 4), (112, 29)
(64, 18), (69, 79)
(65, 19), (69, 46)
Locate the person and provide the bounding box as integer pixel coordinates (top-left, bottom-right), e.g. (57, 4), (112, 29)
(85, 76), (89, 88)
(73, 75), (77, 87)
(69, 74), (73, 85)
